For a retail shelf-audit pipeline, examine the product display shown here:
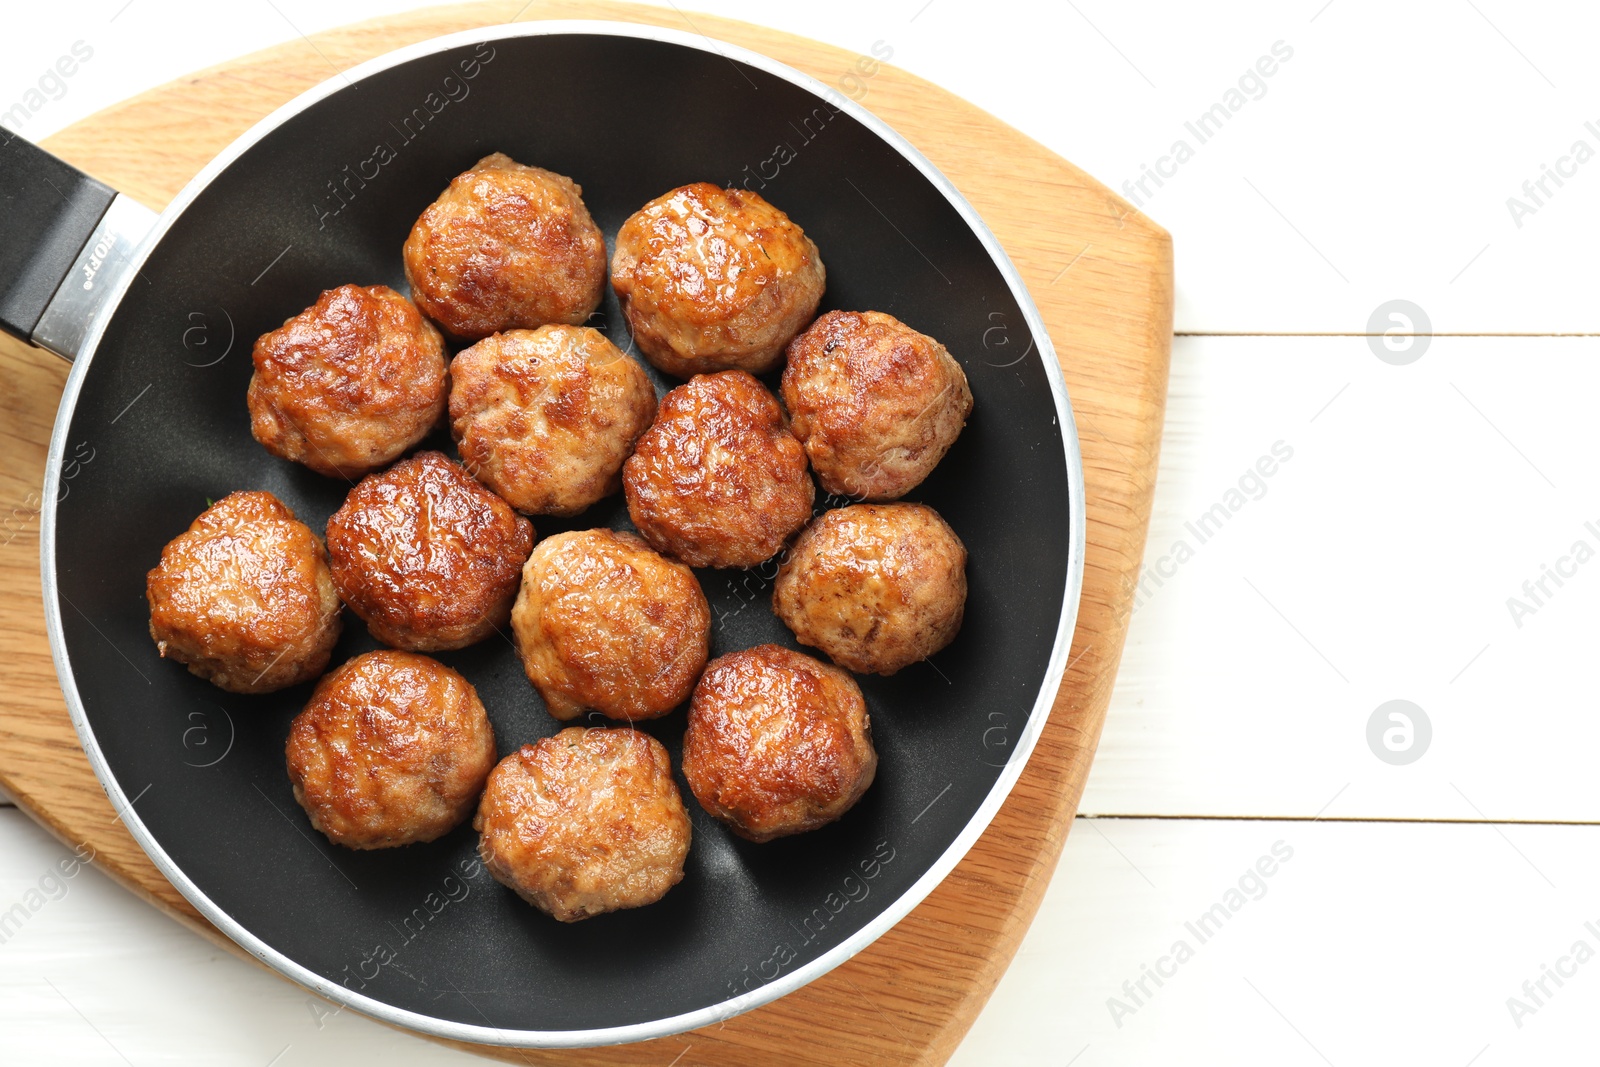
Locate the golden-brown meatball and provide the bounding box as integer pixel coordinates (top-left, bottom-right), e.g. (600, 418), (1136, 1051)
(403, 153), (605, 341)
(773, 503), (967, 675)
(326, 451), (534, 651)
(247, 284), (447, 479)
(286, 650), (496, 849)
(474, 728), (691, 922)
(450, 326), (657, 516)
(681, 645), (876, 842)
(146, 491), (341, 694)
(511, 530), (709, 722)
(623, 370), (814, 569)
(781, 310), (973, 501)
(611, 183), (825, 377)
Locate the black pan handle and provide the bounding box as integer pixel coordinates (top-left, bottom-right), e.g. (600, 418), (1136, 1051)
(0, 130), (155, 360)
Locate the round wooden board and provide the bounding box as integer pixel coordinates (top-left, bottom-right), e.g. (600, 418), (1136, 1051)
(0, 3), (1172, 1063)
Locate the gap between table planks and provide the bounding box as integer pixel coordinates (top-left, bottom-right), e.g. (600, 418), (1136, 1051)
(0, 2), (1172, 1064)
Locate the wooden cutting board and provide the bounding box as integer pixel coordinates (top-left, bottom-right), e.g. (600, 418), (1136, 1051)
(0, 2), (1171, 1063)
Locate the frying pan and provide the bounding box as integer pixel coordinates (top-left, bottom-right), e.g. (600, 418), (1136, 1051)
(2, 21), (1085, 1049)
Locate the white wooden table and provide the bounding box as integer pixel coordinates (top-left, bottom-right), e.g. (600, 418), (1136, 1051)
(4, 2), (1596, 1063)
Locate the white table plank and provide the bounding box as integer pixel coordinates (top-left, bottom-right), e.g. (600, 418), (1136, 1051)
(9, 808), (1598, 1067)
(7, 1), (1599, 334)
(1084, 334), (1600, 821)
(955, 816), (1600, 1067)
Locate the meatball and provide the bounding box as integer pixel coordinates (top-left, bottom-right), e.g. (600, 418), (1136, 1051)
(623, 370), (814, 569)
(611, 183), (825, 377)
(511, 530), (709, 722)
(682, 645), (876, 842)
(773, 503), (967, 675)
(450, 326), (657, 516)
(247, 284), (447, 479)
(286, 650), (497, 849)
(326, 451), (534, 651)
(403, 153), (606, 340)
(781, 310), (973, 501)
(474, 728), (691, 922)
(146, 491), (340, 694)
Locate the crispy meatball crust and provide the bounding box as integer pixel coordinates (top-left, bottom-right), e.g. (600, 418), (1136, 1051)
(773, 503), (967, 676)
(247, 284), (447, 479)
(286, 650), (497, 849)
(474, 728), (691, 922)
(326, 451), (535, 651)
(403, 153), (606, 341)
(511, 530), (710, 722)
(146, 492), (341, 694)
(450, 326), (657, 516)
(781, 310), (973, 501)
(623, 370), (814, 569)
(682, 645), (876, 843)
(611, 183), (825, 377)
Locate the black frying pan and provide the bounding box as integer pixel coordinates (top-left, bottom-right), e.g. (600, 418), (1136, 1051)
(4, 22), (1084, 1048)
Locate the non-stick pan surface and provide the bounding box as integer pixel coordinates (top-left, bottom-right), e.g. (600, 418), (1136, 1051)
(42, 22), (1083, 1047)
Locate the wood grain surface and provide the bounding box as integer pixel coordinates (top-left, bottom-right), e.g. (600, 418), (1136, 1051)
(0, 2), (1171, 1063)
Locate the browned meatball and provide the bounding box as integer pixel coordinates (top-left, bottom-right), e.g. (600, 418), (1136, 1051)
(146, 491), (341, 694)
(285, 650), (496, 849)
(474, 728), (691, 922)
(623, 370), (814, 569)
(611, 183), (825, 377)
(782, 310), (973, 501)
(511, 530), (709, 722)
(403, 153), (606, 341)
(326, 451), (534, 651)
(773, 503), (967, 675)
(450, 326), (657, 516)
(682, 645), (876, 842)
(247, 284), (447, 479)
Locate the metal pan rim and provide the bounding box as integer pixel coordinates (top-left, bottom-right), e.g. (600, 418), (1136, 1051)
(40, 18), (1088, 1049)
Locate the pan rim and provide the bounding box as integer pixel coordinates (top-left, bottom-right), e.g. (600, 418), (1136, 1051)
(40, 18), (1088, 1049)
